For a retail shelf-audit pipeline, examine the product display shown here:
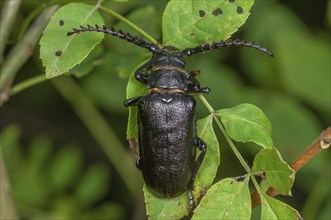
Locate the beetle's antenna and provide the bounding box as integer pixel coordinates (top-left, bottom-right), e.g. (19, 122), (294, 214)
(180, 39), (273, 57)
(67, 25), (161, 53)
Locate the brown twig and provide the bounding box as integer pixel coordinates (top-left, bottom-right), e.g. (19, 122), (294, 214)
(251, 126), (331, 208)
(0, 0), (22, 61)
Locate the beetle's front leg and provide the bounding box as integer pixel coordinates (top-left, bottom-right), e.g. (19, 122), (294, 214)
(199, 87), (210, 94)
(187, 70), (210, 94)
(188, 137), (207, 209)
(135, 60), (154, 84)
(124, 96), (143, 107)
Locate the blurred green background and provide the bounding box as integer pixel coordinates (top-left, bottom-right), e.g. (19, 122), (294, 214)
(0, 0), (330, 219)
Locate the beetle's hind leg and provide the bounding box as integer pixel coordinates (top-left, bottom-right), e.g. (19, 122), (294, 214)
(188, 137), (207, 209)
(134, 59), (154, 84)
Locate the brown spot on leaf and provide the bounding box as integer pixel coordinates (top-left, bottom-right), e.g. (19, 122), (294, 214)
(237, 6), (244, 14)
(55, 51), (62, 56)
(199, 10), (206, 17)
(212, 8), (223, 16)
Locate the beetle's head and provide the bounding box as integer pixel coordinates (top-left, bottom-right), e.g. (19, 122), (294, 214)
(152, 46), (185, 69)
(161, 46), (181, 53)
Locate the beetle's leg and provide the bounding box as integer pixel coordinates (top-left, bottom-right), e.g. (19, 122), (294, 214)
(189, 70), (201, 78)
(192, 138), (207, 182)
(128, 139), (141, 170)
(188, 189), (194, 210)
(135, 156), (142, 170)
(135, 60), (153, 84)
(188, 137), (207, 209)
(187, 71), (210, 94)
(199, 87), (210, 94)
(124, 96), (142, 107)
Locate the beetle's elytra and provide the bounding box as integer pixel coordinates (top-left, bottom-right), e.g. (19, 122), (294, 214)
(67, 25), (272, 209)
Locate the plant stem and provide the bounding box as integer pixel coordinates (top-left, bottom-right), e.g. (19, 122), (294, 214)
(11, 75), (47, 95)
(16, 0), (68, 41)
(0, 146), (19, 220)
(0, 5), (59, 105)
(251, 127), (331, 208)
(0, 0), (22, 62)
(198, 94), (214, 113)
(99, 5), (158, 45)
(52, 76), (141, 196)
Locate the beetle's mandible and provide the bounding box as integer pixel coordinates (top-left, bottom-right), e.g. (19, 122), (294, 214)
(67, 25), (273, 209)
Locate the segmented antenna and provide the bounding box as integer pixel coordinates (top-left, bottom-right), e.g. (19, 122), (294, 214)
(67, 25), (160, 53)
(180, 39), (273, 57)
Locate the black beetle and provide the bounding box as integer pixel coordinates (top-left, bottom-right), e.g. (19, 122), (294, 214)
(67, 25), (272, 208)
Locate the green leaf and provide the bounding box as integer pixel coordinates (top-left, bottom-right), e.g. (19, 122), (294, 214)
(14, 136), (53, 206)
(193, 175), (251, 220)
(75, 163), (110, 206)
(162, 0), (254, 48)
(0, 124), (22, 166)
(193, 115), (220, 201)
(252, 148), (295, 195)
(144, 185), (189, 219)
(143, 115), (219, 219)
(215, 103), (273, 148)
(260, 191), (302, 220)
(69, 44), (104, 78)
(49, 144), (83, 191)
(40, 3), (104, 78)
